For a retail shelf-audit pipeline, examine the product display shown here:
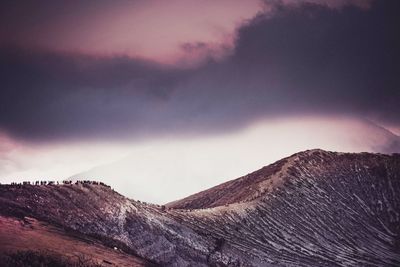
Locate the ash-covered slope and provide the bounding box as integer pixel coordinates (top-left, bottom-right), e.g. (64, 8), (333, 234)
(1, 149), (400, 266)
(0, 216), (149, 267)
(168, 149), (400, 210)
(168, 150), (400, 266)
(166, 155), (289, 209)
(0, 183), (213, 266)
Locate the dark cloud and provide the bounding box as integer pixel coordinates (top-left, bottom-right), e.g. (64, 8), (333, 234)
(181, 42), (209, 52)
(0, 0), (399, 142)
(230, 0), (400, 121)
(0, 47), (191, 141)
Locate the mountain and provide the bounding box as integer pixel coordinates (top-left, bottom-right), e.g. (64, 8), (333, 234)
(1, 149), (400, 266)
(70, 117), (400, 204)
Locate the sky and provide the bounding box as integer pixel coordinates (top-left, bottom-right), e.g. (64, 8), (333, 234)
(0, 0), (399, 203)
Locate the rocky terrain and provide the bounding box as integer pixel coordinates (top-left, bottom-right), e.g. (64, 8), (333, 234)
(1, 149), (400, 266)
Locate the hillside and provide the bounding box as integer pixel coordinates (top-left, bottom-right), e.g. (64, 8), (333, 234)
(1, 149), (400, 266)
(69, 118), (400, 205)
(0, 216), (149, 266)
(167, 149), (400, 209)
(166, 154), (290, 209)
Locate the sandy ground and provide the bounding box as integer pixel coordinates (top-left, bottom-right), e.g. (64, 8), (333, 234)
(0, 215), (148, 267)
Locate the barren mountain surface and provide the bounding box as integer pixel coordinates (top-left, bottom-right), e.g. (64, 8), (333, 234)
(0, 216), (149, 266)
(1, 149), (399, 266)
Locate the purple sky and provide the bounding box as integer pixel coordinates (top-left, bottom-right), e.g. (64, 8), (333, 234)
(0, 0), (399, 201)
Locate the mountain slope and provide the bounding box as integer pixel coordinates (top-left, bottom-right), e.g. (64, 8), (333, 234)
(168, 150), (400, 266)
(1, 149), (400, 266)
(70, 118), (400, 204)
(0, 183), (212, 266)
(0, 216), (149, 266)
(166, 154), (290, 209)
(167, 149), (400, 209)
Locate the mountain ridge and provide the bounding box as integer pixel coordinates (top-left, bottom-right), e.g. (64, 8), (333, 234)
(166, 149), (395, 209)
(1, 149), (400, 266)
(68, 117), (400, 204)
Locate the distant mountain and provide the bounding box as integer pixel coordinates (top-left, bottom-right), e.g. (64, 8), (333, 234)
(1, 149), (400, 266)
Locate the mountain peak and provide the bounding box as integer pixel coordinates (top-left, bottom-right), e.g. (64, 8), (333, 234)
(167, 149), (396, 209)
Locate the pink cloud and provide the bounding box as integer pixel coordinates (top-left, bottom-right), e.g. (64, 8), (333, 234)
(12, 0), (261, 65)
(2, 0), (372, 65)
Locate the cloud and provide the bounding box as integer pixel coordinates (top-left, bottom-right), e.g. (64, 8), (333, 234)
(0, 0), (261, 63)
(229, 0), (400, 122)
(266, 0), (372, 9)
(0, 47), (192, 141)
(0, 0), (399, 146)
